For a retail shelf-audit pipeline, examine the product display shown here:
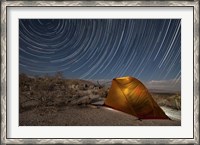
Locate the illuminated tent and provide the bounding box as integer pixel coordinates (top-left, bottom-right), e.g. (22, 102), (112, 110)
(104, 76), (169, 119)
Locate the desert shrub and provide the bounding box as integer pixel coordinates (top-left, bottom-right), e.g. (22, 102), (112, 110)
(19, 73), (108, 111)
(152, 93), (181, 110)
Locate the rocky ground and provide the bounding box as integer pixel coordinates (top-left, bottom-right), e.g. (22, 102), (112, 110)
(19, 74), (181, 126)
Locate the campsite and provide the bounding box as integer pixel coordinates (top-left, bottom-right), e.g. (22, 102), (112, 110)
(19, 74), (181, 126)
(19, 19), (181, 126)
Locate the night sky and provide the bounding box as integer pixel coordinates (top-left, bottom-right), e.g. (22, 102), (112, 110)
(19, 19), (181, 88)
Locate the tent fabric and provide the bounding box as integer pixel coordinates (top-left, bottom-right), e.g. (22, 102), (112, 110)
(104, 76), (169, 119)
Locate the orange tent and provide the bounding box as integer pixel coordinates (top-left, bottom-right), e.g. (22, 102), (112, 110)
(104, 76), (169, 119)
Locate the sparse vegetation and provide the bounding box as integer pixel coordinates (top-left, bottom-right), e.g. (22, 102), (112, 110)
(19, 73), (108, 113)
(19, 73), (181, 126)
(19, 73), (181, 113)
(151, 92), (181, 110)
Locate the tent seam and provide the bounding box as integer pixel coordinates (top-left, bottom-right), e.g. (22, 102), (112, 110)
(115, 80), (138, 117)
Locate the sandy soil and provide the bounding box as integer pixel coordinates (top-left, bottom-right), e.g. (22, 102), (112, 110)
(19, 105), (181, 126)
(19, 75), (181, 126)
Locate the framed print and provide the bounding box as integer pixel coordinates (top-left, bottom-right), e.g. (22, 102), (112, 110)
(1, 0), (199, 144)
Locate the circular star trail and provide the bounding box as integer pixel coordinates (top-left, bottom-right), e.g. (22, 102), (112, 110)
(19, 19), (181, 82)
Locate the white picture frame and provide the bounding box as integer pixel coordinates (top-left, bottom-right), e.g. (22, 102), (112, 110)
(1, 0), (199, 144)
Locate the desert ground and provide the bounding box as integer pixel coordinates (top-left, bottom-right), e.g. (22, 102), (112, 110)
(19, 74), (181, 126)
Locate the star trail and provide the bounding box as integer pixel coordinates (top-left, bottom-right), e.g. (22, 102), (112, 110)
(19, 19), (181, 85)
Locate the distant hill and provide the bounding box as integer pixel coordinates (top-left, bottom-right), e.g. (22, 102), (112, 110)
(87, 79), (112, 88)
(148, 89), (181, 94)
